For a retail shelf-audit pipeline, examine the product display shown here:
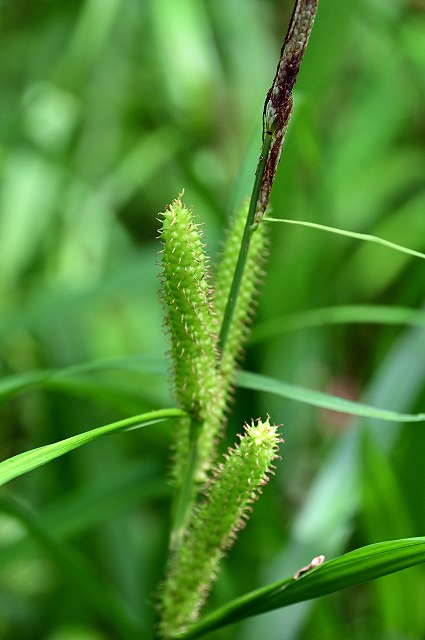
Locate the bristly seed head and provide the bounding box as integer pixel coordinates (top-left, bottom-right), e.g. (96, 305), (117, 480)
(158, 417), (282, 638)
(159, 196), (219, 420)
(158, 196), (225, 484)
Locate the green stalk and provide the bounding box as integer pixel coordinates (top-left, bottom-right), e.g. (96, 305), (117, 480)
(170, 418), (201, 550)
(218, 132), (272, 353)
(218, 0), (319, 355)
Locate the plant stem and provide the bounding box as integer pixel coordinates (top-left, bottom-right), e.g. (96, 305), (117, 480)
(170, 418), (202, 550)
(218, 0), (319, 355)
(218, 132), (272, 352)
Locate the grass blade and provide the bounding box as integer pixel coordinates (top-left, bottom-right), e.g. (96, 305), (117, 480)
(245, 326), (425, 640)
(238, 371), (425, 422)
(250, 304), (425, 344)
(0, 356), (168, 405)
(179, 537), (425, 639)
(0, 408), (185, 487)
(263, 217), (425, 260)
(2, 358), (424, 424)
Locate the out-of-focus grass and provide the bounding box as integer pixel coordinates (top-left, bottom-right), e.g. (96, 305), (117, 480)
(0, 0), (424, 638)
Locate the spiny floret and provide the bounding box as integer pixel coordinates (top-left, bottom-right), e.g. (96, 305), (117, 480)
(158, 418), (282, 638)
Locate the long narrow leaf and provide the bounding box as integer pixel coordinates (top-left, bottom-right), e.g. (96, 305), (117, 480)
(238, 371), (425, 423)
(0, 355), (168, 404)
(3, 356), (424, 424)
(179, 537), (425, 639)
(263, 217), (425, 260)
(246, 325), (425, 640)
(250, 305), (425, 344)
(0, 408), (185, 487)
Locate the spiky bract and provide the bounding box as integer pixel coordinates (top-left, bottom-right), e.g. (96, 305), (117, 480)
(158, 418), (281, 638)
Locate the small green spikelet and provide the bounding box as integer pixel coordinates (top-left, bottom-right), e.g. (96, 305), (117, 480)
(215, 201), (268, 380)
(159, 197), (224, 483)
(158, 418), (282, 638)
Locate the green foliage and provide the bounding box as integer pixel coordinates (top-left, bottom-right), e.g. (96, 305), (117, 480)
(178, 537), (425, 639)
(0, 409), (185, 487)
(1, 1), (425, 639)
(238, 370), (425, 422)
(264, 216), (425, 260)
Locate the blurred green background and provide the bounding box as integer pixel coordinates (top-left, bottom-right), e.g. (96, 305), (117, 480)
(1, 0), (425, 638)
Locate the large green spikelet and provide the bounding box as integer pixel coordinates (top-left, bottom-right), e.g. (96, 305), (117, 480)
(159, 197), (224, 483)
(159, 196), (218, 419)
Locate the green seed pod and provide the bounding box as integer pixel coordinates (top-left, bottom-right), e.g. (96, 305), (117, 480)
(158, 418), (282, 638)
(159, 197), (224, 484)
(214, 201), (268, 381)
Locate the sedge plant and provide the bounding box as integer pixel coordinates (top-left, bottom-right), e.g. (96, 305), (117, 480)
(154, 1), (425, 636)
(1, 1), (425, 639)
(156, 2), (319, 635)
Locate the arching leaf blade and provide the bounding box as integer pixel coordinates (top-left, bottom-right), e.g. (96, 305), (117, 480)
(179, 537), (425, 639)
(263, 217), (425, 261)
(0, 356), (168, 404)
(250, 305), (425, 344)
(238, 371), (425, 423)
(0, 408), (185, 487)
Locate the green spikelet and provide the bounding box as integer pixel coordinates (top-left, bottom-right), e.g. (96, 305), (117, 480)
(215, 201), (268, 380)
(160, 196), (217, 418)
(159, 197), (224, 484)
(158, 418), (282, 638)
